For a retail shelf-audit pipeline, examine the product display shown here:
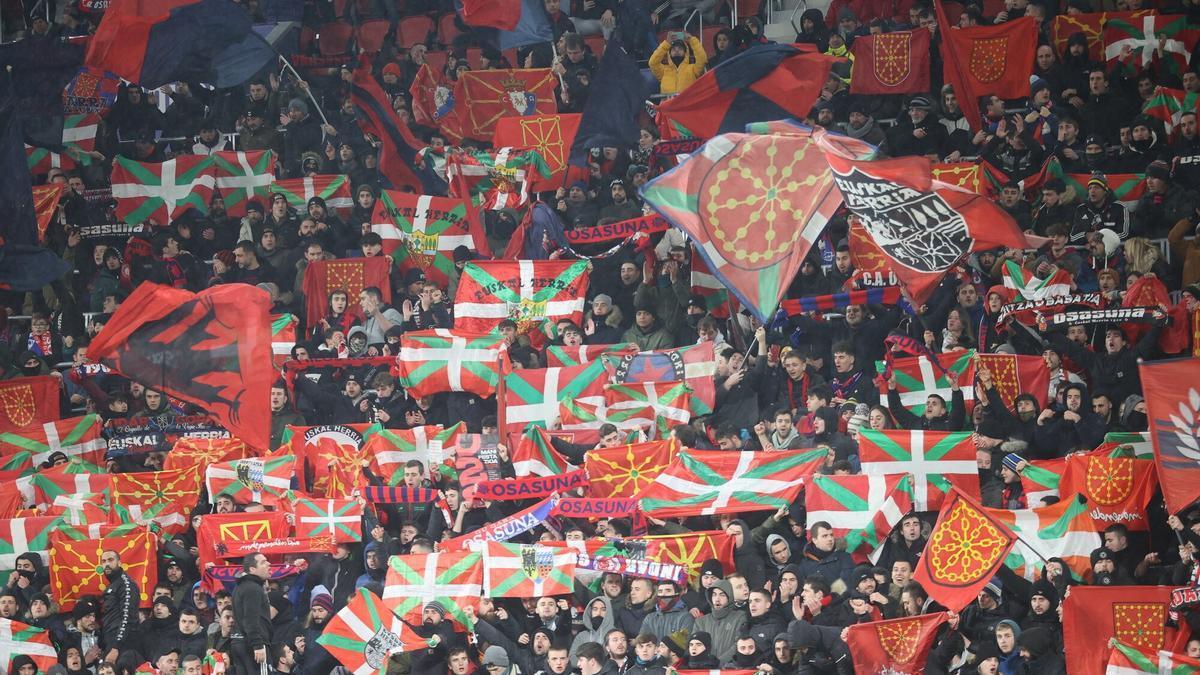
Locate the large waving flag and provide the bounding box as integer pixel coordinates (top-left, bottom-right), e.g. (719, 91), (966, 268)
(454, 260), (590, 336)
(986, 494), (1099, 581)
(350, 60), (428, 192)
(382, 551), (483, 630)
(1001, 259), (1072, 301)
(205, 456), (295, 506)
(913, 488), (1017, 612)
(453, 69), (557, 141)
(511, 427), (577, 477)
(849, 30), (931, 95)
(1140, 358), (1200, 515)
(639, 449), (824, 517)
(844, 613), (948, 675)
(481, 541), (575, 597)
(805, 473), (915, 558)
(108, 467), (202, 535)
(270, 174), (353, 215)
(396, 330), (504, 399)
(1104, 15), (1199, 77)
(858, 430), (979, 512)
(935, 8), (1037, 133)
(49, 527), (157, 610)
(601, 382), (693, 440)
(362, 424), (463, 482)
(318, 588), (430, 675)
(501, 361), (608, 444)
(370, 191), (488, 287)
(0, 415), (104, 468)
(110, 155), (216, 224)
(642, 126), (874, 322)
(0, 516), (60, 570)
(290, 496), (364, 543)
(0, 618), (58, 674)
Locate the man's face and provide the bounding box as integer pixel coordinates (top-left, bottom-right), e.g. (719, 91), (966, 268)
(0, 597), (16, 617)
(730, 576), (749, 601)
(536, 596), (558, 618)
(635, 640), (657, 662)
(834, 250), (851, 272)
(1105, 330), (1126, 354)
(611, 185), (626, 203)
(1104, 530), (1126, 551)
(619, 263), (638, 284)
(629, 579), (653, 604)
(1090, 71), (1107, 94)
(769, 540), (790, 564)
(249, 83), (267, 101)
(892, 560), (913, 586)
(748, 593), (769, 617)
(996, 627), (1015, 653)
(179, 613), (199, 634)
(925, 395), (946, 419)
(215, 495), (235, 513)
(1066, 389), (1082, 411)
(157, 654), (178, 674)
(812, 526), (835, 552)
(606, 632), (627, 657)
(1031, 595), (1050, 615)
(1184, 114), (1199, 139)
(251, 553), (271, 578)
(845, 304), (864, 325)
(833, 351), (854, 374)
(1093, 396), (1112, 418)
(167, 564), (183, 582)
(901, 516), (921, 541)
(449, 652), (471, 675)
(403, 466), (422, 488)
(101, 551), (120, 575)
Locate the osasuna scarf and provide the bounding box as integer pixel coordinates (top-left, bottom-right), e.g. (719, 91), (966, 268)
(362, 486), (441, 503)
(440, 496), (557, 550)
(1039, 306), (1167, 328)
(475, 470), (588, 500)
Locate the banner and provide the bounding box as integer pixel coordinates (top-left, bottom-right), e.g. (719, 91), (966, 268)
(997, 292), (1103, 323)
(552, 498), (639, 518)
(475, 470), (587, 500)
(1040, 306), (1167, 328)
(104, 414), (230, 456)
(440, 496), (557, 550)
(216, 535), (337, 558)
(562, 214), (670, 245)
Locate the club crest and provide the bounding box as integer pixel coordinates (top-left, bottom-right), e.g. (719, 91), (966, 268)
(364, 627), (403, 668)
(236, 458), (265, 493)
(519, 545), (555, 581)
(434, 86), (455, 120)
(507, 90), (537, 115)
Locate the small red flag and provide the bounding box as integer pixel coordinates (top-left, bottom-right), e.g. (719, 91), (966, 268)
(850, 30), (931, 95)
(0, 376), (59, 432)
(845, 613), (949, 675)
(935, 7), (1037, 132)
(912, 488), (1016, 612)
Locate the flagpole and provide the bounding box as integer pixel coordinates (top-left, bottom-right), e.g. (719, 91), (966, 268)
(278, 54), (332, 128)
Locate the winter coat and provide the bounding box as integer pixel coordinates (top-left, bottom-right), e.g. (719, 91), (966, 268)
(649, 36), (707, 94)
(232, 573), (271, 651)
(693, 581), (746, 663)
(101, 569), (141, 656)
(794, 542), (855, 588)
(570, 596), (616, 661)
(639, 599), (695, 641)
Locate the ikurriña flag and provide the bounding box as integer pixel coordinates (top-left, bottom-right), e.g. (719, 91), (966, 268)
(111, 155), (216, 224)
(87, 283), (273, 450)
(370, 191), (489, 288)
(318, 588), (430, 675)
(480, 541), (575, 597)
(639, 449), (824, 517)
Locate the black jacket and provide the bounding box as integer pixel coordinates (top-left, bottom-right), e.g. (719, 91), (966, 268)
(101, 569), (140, 656)
(232, 573), (271, 651)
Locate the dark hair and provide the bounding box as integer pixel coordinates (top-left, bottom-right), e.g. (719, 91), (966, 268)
(803, 576), (831, 596)
(831, 341), (854, 356)
(576, 642), (606, 663)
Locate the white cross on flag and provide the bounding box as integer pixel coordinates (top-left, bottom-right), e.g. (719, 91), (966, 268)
(382, 550), (483, 630)
(639, 449), (826, 517)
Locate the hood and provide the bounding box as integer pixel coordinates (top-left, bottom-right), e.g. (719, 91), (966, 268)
(707, 579), (735, 618)
(582, 595), (616, 636)
(729, 519), (752, 551)
(799, 9), (826, 33)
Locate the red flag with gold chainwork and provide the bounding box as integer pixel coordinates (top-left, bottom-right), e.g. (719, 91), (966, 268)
(1059, 454), (1157, 531)
(1052, 11), (1151, 61)
(913, 488), (1017, 612)
(164, 438), (252, 473)
(301, 257), (392, 332)
(109, 467), (202, 535)
(934, 8), (1037, 133)
(1063, 585), (1174, 675)
(0, 377), (59, 432)
(492, 114), (588, 192)
(454, 69), (558, 142)
(849, 30), (930, 95)
(845, 613), (949, 675)
(637, 531), (736, 584)
(49, 527), (157, 610)
(32, 185), (64, 244)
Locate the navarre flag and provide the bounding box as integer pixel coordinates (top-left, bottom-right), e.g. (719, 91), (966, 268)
(49, 527), (157, 610)
(301, 257), (392, 331)
(0, 376), (60, 432)
(88, 283), (274, 450)
(461, 0), (520, 29)
(395, 329), (504, 399)
(845, 613), (949, 675)
(493, 114), (587, 192)
(270, 174), (353, 215)
(212, 150), (276, 217)
(409, 63), (464, 144)
(642, 126), (874, 322)
(109, 467), (202, 534)
(382, 551), (483, 630)
(850, 29), (931, 95)
(805, 473), (915, 557)
(362, 424), (463, 482)
(481, 541), (575, 597)
(111, 155), (216, 224)
(447, 147), (549, 210)
(602, 342), (717, 414)
(654, 44), (832, 139)
(163, 437), (250, 473)
(350, 59), (427, 192)
(501, 361), (607, 444)
(1104, 15), (1199, 77)
(1138, 358), (1200, 514)
(914, 488), (1017, 612)
(1105, 639), (1200, 675)
(639, 448), (825, 518)
(454, 260), (589, 335)
(370, 191), (489, 287)
(976, 352), (1051, 413)
(1059, 455), (1157, 531)
(205, 456), (295, 506)
(290, 496), (364, 543)
(1052, 11), (1150, 61)
(931, 161), (1003, 197)
(858, 430), (979, 512)
(638, 531), (736, 584)
(584, 440), (678, 499)
(820, 146), (1029, 304)
(317, 588), (429, 675)
(1063, 586), (1173, 675)
(195, 511), (289, 570)
(0, 516), (61, 569)
(934, 8), (1037, 133)
(987, 494), (1100, 580)
(0, 618), (58, 674)
(453, 69), (557, 141)
(546, 343), (638, 368)
(0, 414), (104, 467)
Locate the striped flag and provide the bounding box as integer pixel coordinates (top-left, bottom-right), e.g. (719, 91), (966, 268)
(875, 351), (975, 418)
(30, 464), (110, 507)
(480, 541), (575, 597)
(370, 191), (488, 287)
(270, 174), (353, 214)
(454, 260), (590, 337)
(805, 473), (914, 558)
(446, 147), (549, 210)
(212, 150), (276, 216)
(545, 343), (638, 368)
(640, 449), (825, 518)
(111, 155), (216, 224)
(501, 361), (607, 444)
(690, 253), (731, 319)
(25, 145), (74, 174)
(361, 424), (464, 483)
(1103, 431), (1154, 459)
(1143, 86), (1200, 137)
(1105, 639), (1200, 674)
(0, 415), (105, 470)
(0, 618), (58, 674)
(270, 314), (298, 367)
(601, 381), (693, 440)
(1001, 259), (1072, 301)
(511, 427), (576, 477)
(0, 516), (60, 570)
(395, 329), (505, 399)
(317, 588), (429, 675)
(382, 551), (483, 630)
(290, 496), (363, 543)
(858, 430), (979, 512)
(205, 456), (295, 506)
(62, 114), (100, 157)
(1020, 457), (1066, 505)
(987, 494), (1099, 580)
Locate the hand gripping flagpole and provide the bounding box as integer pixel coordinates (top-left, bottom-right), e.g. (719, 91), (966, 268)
(278, 55), (332, 128)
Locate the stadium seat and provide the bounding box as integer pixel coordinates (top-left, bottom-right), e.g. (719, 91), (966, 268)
(701, 24), (722, 51)
(424, 49), (449, 74)
(438, 13), (462, 47)
(398, 15), (435, 47)
(299, 26), (316, 54)
(583, 34), (606, 57)
(731, 0), (762, 20)
(503, 48), (520, 67)
(465, 46), (483, 68)
(317, 21), (355, 56)
(333, 0), (350, 19)
(356, 19), (393, 53)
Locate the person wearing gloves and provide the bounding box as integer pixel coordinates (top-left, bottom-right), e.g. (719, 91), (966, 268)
(649, 33), (707, 95)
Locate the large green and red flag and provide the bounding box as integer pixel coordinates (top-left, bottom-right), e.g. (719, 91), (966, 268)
(511, 427), (577, 477)
(0, 376), (61, 433)
(1105, 15), (1199, 76)
(500, 360), (608, 445)
(271, 313), (298, 367)
(111, 155), (216, 224)
(559, 397), (653, 436)
(382, 550), (483, 630)
(584, 439), (678, 499)
(454, 260), (589, 336)
(1052, 11), (1150, 61)
(545, 343), (638, 368)
(62, 113), (99, 158)
(689, 252), (732, 319)
(290, 496), (363, 543)
(1020, 456), (1067, 505)
(453, 68), (558, 141)
(602, 342), (717, 414)
(49, 526), (157, 610)
(481, 541), (575, 597)
(446, 147), (550, 210)
(986, 494), (1099, 581)
(205, 455), (295, 506)
(875, 351), (975, 418)
(1002, 259), (1072, 301)
(913, 488), (1017, 612)
(639, 448), (825, 517)
(317, 588), (430, 675)
(0, 516), (60, 570)
(858, 430), (979, 512)
(30, 461), (109, 507)
(1143, 86), (1200, 137)
(805, 473), (915, 558)
(492, 114), (588, 191)
(1103, 431), (1154, 459)
(0, 618), (58, 674)
(602, 382), (693, 440)
(108, 466), (202, 535)
(1059, 454), (1157, 531)
(1105, 639), (1200, 675)
(641, 127), (875, 322)
(395, 329), (505, 399)
(370, 191), (489, 288)
(0, 414), (105, 469)
(361, 424), (464, 483)
(844, 613), (949, 675)
(25, 144), (74, 174)
(1063, 586), (1173, 675)
(212, 150), (276, 217)
(270, 174), (353, 215)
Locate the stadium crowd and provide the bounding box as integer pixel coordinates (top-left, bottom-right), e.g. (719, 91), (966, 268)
(7, 0), (1200, 674)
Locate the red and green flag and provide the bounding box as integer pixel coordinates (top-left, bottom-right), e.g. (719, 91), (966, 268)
(501, 360), (608, 445)
(0, 516), (60, 570)
(0, 618), (58, 674)
(62, 113), (99, 159)
(805, 473), (915, 558)
(1105, 15), (1199, 76)
(381, 551), (483, 630)
(1105, 639), (1200, 674)
(30, 461), (109, 507)
(876, 350), (975, 418)
(689, 253), (732, 319)
(370, 191), (489, 287)
(1002, 259), (1072, 301)
(639, 448), (825, 518)
(290, 496), (364, 543)
(511, 427), (577, 477)
(270, 174), (353, 215)
(454, 260), (590, 337)
(1020, 456), (1066, 505)
(213, 150), (276, 217)
(858, 430), (979, 512)
(545, 343), (637, 368)
(271, 313), (298, 367)
(25, 145), (74, 174)
(1143, 86), (1200, 137)
(205, 455), (296, 506)
(603, 381), (694, 439)
(111, 155), (216, 224)
(987, 494), (1099, 581)
(481, 541), (575, 597)
(0, 414), (105, 470)
(395, 329), (505, 399)
(361, 424), (464, 483)
(318, 588), (430, 675)
(447, 147), (549, 210)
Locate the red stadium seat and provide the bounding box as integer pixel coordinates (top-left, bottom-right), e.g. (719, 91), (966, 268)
(438, 13), (462, 47)
(732, 0), (762, 19)
(356, 19), (392, 53)
(583, 34), (606, 57)
(317, 21), (355, 56)
(701, 24), (722, 51)
(465, 46), (483, 68)
(398, 15), (434, 47)
(424, 49), (449, 74)
(299, 25), (316, 54)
